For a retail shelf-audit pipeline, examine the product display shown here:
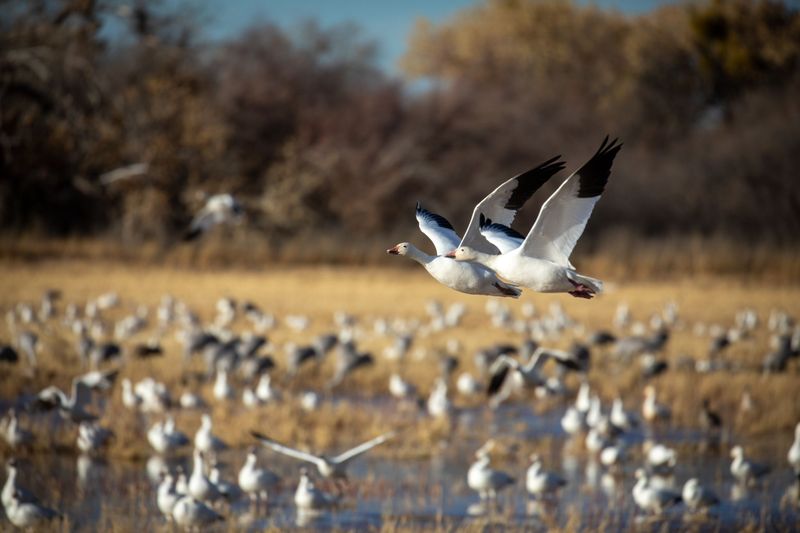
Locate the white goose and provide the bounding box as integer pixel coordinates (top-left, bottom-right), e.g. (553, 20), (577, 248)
(632, 468), (681, 515)
(387, 157), (566, 298)
(194, 413), (228, 455)
(183, 193), (243, 241)
(447, 137), (622, 299)
(172, 495), (224, 527)
(238, 447), (281, 504)
(682, 478), (720, 512)
(251, 431), (394, 479)
(157, 472), (181, 520)
(467, 442), (515, 500)
(188, 449), (223, 503)
(294, 468), (337, 509)
(730, 446), (770, 484)
(788, 422), (800, 479)
(526, 454), (566, 498)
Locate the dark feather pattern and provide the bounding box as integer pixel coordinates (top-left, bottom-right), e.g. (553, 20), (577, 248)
(416, 202), (456, 231)
(576, 136), (623, 199)
(487, 363), (510, 397)
(505, 156), (566, 210)
(479, 215), (526, 240)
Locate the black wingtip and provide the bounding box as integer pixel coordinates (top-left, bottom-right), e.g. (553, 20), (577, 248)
(250, 430), (266, 441)
(505, 155), (566, 211)
(416, 204), (456, 231)
(576, 136), (623, 199)
(480, 218), (526, 240)
(486, 364), (509, 397)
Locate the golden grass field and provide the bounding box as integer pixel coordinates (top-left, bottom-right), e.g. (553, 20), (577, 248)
(2, 259), (800, 532)
(1, 259), (799, 462)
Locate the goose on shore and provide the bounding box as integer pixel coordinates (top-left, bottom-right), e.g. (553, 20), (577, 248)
(251, 430), (395, 479)
(447, 137), (622, 299)
(388, 156), (566, 298)
(194, 414), (228, 455)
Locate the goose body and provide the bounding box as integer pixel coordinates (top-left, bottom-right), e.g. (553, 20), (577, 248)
(238, 448), (280, 502)
(294, 469), (336, 509)
(526, 455), (566, 497)
(467, 449), (515, 500)
(682, 478), (719, 511)
(788, 422), (800, 477)
(172, 495), (223, 527)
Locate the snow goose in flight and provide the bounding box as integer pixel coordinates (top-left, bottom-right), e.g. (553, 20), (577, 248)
(447, 137), (622, 299)
(183, 193), (243, 241)
(251, 431), (395, 479)
(388, 156), (566, 298)
(35, 377), (99, 423)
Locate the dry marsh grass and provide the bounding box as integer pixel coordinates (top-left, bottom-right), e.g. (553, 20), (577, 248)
(1, 259), (799, 462)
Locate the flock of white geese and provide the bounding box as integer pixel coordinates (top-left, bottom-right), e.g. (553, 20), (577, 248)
(2, 137), (800, 529)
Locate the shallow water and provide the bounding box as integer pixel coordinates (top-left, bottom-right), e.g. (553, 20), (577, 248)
(4, 397), (799, 531)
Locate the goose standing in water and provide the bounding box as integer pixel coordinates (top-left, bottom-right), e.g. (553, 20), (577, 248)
(5, 490), (61, 529)
(194, 414), (228, 456)
(789, 422), (800, 479)
(294, 467), (337, 510)
(238, 447), (281, 505)
(172, 495), (224, 527)
(730, 446), (770, 485)
(632, 468), (681, 515)
(447, 137), (622, 299)
(526, 454), (567, 499)
(3, 459), (38, 510)
(682, 478), (720, 512)
(467, 441), (515, 500)
(388, 156), (567, 298)
(251, 431), (395, 479)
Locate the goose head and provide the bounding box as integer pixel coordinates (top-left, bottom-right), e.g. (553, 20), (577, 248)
(386, 243), (411, 256)
(445, 246), (478, 261)
(730, 445), (743, 459)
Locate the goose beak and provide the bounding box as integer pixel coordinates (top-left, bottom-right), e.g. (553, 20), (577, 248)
(444, 250), (456, 258)
(386, 245), (400, 255)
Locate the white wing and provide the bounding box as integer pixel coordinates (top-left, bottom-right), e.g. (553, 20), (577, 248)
(332, 431), (396, 465)
(251, 431), (326, 469)
(521, 137), (622, 267)
(415, 203), (461, 256)
(477, 214), (525, 254)
(460, 156), (565, 253)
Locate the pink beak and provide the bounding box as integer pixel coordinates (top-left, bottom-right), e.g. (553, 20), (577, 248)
(444, 250), (456, 258)
(386, 245), (400, 255)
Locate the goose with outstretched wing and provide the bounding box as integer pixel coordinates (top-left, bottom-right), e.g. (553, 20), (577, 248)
(251, 431), (395, 479)
(387, 157), (566, 298)
(448, 137), (622, 299)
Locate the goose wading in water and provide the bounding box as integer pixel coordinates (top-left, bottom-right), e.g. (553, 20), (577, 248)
(446, 137), (622, 299)
(387, 156), (566, 298)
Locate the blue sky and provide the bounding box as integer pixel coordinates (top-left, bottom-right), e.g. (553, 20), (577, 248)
(195, 0), (674, 72)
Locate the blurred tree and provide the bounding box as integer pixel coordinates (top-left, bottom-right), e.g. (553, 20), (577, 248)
(689, 0), (800, 113)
